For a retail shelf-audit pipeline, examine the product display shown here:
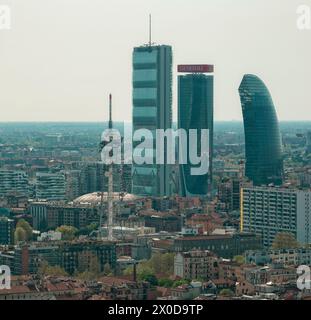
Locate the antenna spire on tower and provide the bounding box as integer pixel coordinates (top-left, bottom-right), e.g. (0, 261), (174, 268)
(149, 14), (152, 47)
(109, 94), (113, 129)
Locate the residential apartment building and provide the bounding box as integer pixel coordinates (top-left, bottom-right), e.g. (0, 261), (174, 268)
(241, 187), (311, 247)
(0, 216), (15, 245)
(35, 173), (66, 201)
(245, 248), (311, 266)
(0, 170), (29, 196)
(30, 201), (100, 231)
(0, 240), (116, 276)
(173, 233), (262, 259)
(174, 250), (218, 280)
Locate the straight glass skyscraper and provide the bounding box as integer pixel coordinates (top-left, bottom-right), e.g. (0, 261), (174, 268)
(132, 45), (173, 197)
(178, 72), (214, 197)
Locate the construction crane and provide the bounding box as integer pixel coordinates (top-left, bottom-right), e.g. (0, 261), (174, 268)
(99, 94), (115, 241)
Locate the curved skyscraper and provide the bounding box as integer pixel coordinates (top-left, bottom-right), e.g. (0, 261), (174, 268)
(239, 74), (283, 186)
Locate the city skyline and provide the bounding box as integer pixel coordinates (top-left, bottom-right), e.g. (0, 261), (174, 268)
(0, 0), (310, 122)
(1, 0), (311, 304)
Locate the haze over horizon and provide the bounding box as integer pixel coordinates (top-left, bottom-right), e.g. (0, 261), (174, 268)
(0, 0), (310, 122)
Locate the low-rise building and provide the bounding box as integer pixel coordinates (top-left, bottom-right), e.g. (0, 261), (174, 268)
(235, 280), (255, 296)
(142, 212), (181, 233)
(37, 231), (62, 242)
(30, 201), (100, 231)
(98, 277), (149, 300)
(245, 248), (311, 267)
(244, 264), (297, 285)
(173, 233), (262, 259)
(171, 282), (202, 300)
(0, 240), (117, 276)
(0, 276), (88, 300)
(174, 250), (218, 280)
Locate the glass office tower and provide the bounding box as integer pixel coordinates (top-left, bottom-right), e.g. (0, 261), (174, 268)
(239, 74), (283, 186)
(178, 72), (214, 197)
(132, 45), (173, 197)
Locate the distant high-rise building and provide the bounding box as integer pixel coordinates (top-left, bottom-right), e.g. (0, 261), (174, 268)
(0, 217), (14, 245)
(306, 131), (311, 154)
(80, 162), (105, 194)
(35, 173), (66, 201)
(63, 170), (82, 201)
(231, 179), (241, 211)
(0, 170), (29, 196)
(217, 178), (241, 212)
(79, 162), (129, 195)
(239, 74), (283, 186)
(132, 45), (173, 197)
(241, 186), (311, 247)
(178, 65), (214, 197)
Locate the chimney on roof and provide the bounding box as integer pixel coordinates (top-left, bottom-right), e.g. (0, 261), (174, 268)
(133, 262), (137, 282)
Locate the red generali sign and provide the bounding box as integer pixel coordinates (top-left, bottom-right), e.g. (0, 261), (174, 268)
(177, 64), (214, 73)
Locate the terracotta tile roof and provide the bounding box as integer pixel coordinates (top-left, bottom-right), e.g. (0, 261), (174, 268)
(0, 285), (32, 295)
(98, 276), (135, 286)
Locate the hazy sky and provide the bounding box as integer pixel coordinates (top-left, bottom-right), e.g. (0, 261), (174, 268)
(0, 0), (310, 122)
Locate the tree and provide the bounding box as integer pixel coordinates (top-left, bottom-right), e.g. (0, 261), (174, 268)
(158, 278), (174, 288)
(137, 264), (154, 279)
(233, 255), (245, 265)
(135, 262), (158, 285)
(16, 219), (33, 241)
(56, 225), (78, 241)
(75, 271), (94, 281)
(45, 266), (68, 277)
(38, 261), (68, 277)
(219, 289), (234, 297)
(148, 253), (162, 274)
(272, 232), (299, 249)
(103, 263), (112, 276)
(38, 260), (49, 276)
(160, 253), (174, 275)
(139, 273), (158, 286)
(144, 253), (175, 277)
(122, 253), (175, 280)
(14, 227), (27, 243)
(78, 223), (99, 236)
(123, 266), (134, 276)
(172, 279), (190, 288)
(74, 255), (102, 281)
(89, 255), (101, 276)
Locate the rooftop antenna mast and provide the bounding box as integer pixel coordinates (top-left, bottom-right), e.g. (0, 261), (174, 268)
(109, 94), (113, 130)
(146, 14), (156, 48)
(149, 14), (152, 47)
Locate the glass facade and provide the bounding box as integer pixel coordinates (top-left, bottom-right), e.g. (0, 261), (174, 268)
(239, 74), (284, 186)
(132, 45), (173, 197)
(178, 74), (214, 197)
